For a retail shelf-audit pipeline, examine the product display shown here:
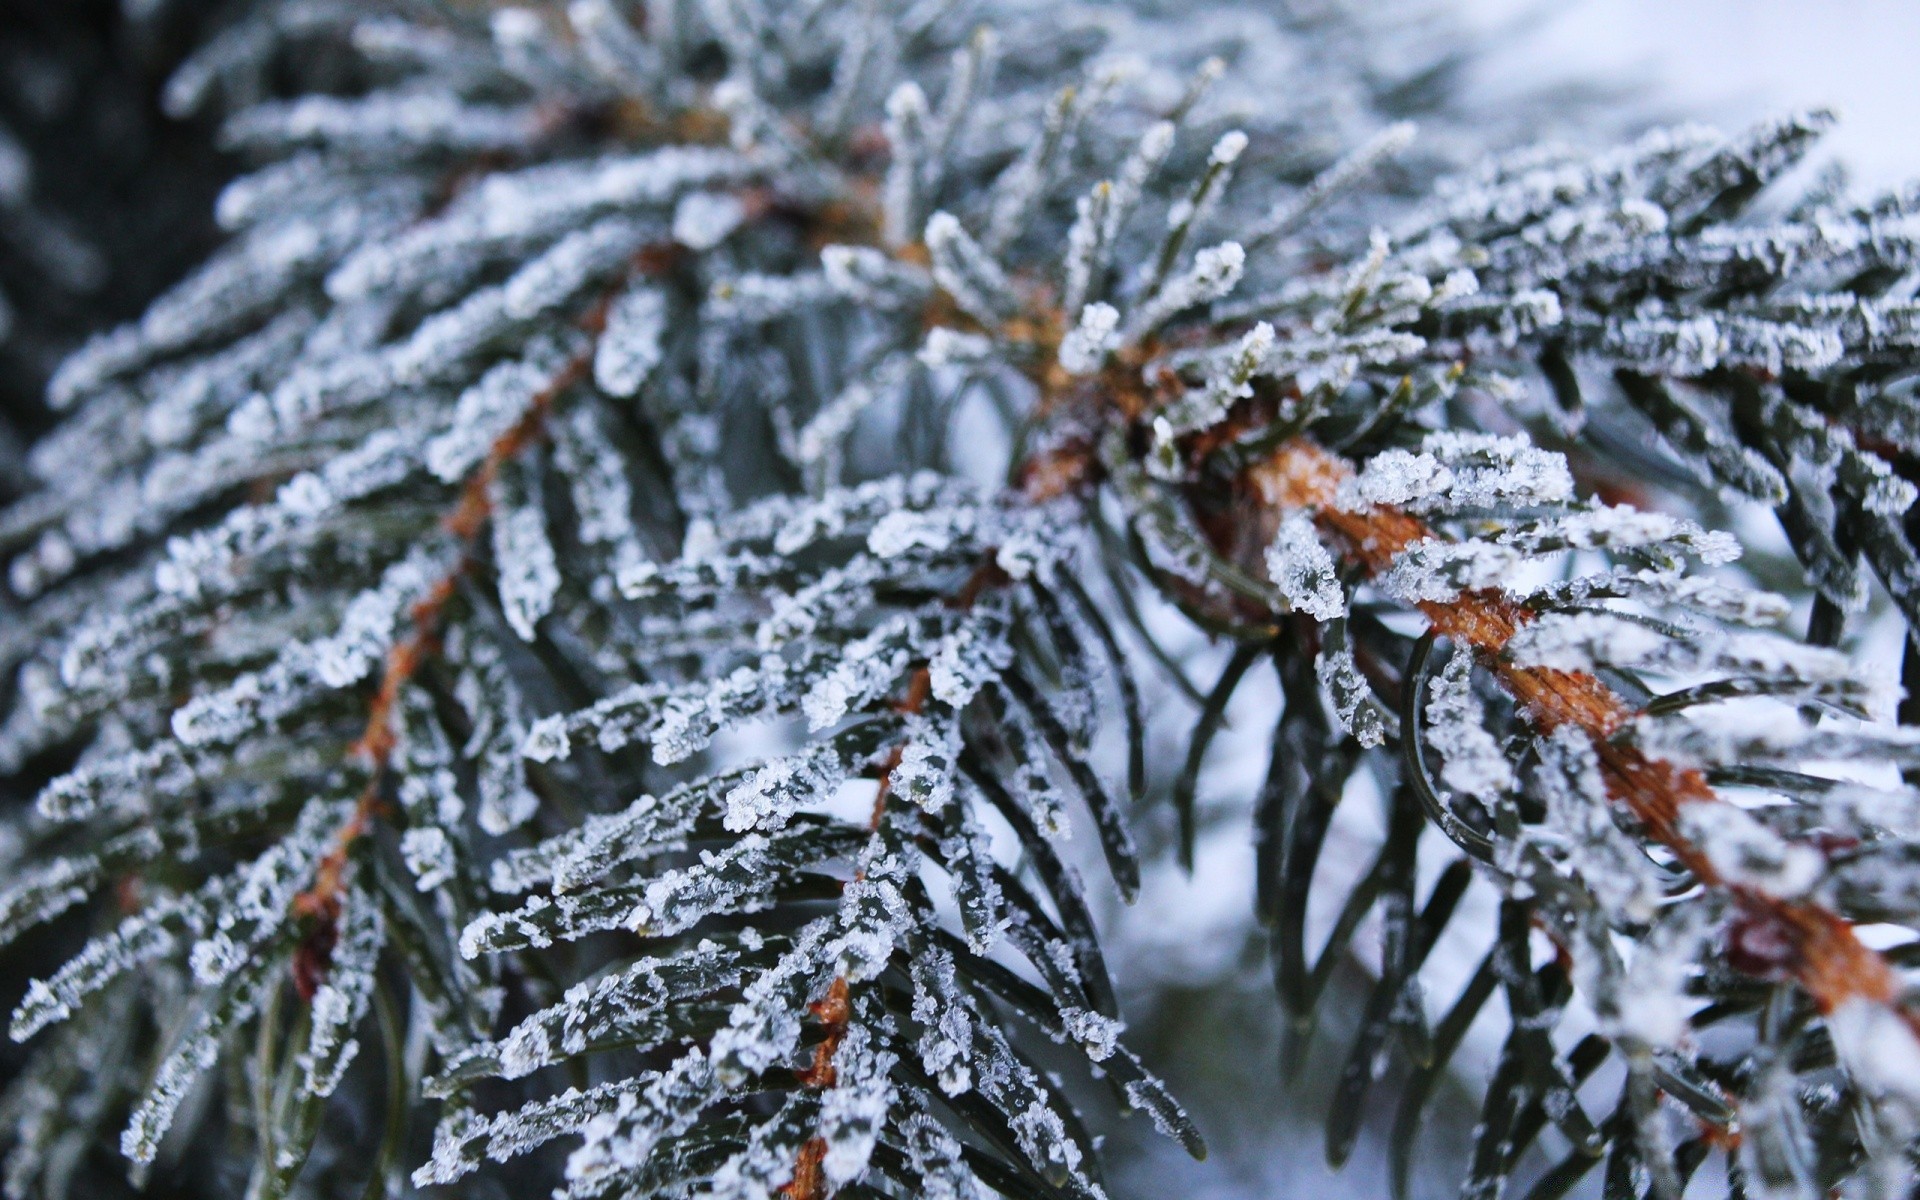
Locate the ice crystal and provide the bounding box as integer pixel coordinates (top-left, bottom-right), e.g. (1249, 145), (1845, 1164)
(1266, 512), (1346, 621)
(9, 3), (1920, 1197)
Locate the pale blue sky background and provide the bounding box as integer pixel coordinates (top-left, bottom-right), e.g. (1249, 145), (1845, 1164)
(1467, 0), (1920, 190)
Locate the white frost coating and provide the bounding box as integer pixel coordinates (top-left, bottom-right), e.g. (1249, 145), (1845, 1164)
(122, 961), (276, 1164)
(882, 82), (929, 247)
(1827, 998), (1920, 1107)
(462, 826), (828, 953)
(1109, 120), (1175, 241)
(706, 270), (833, 323)
(457, 143), (749, 239)
(981, 82), (1083, 253)
(822, 244), (931, 310)
(1535, 727), (1662, 922)
(1008, 1099), (1085, 1185)
(1424, 650), (1514, 799)
(993, 516), (1061, 581)
(702, 1095), (816, 1200)
(492, 488), (560, 641)
(1341, 431), (1574, 513)
(149, 424), (420, 602)
(650, 662), (779, 764)
(893, 714), (961, 813)
(917, 327), (994, 368)
(222, 91), (537, 155)
(868, 508), (967, 557)
(1813, 781), (1920, 842)
(23, 30), (1897, 1200)
(1377, 537), (1522, 605)
(819, 1017), (897, 1185)
(1210, 130), (1250, 167)
(402, 826), (458, 892)
(830, 839), (914, 981)
(1056, 303), (1121, 375)
(1125, 1078), (1193, 1145)
(924, 211), (1017, 325)
(1495, 504), (1740, 563)
(1504, 612), (1668, 673)
(800, 618), (918, 730)
(1061, 183), (1112, 318)
(514, 677), (673, 764)
(568, 0), (657, 84)
(386, 287), (519, 388)
(1147, 323), (1279, 481)
(397, 768), (465, 829)
(502, 216), (648, 319)
(592, 279), (666, 397)
(1608, 970), (1688, 1049)
(755, 563), (881, 649)
(1266, 513), (1345, 621)
(562, 1052), (717, 1192)
(551, 404), (646, 576)
(1841, 449), (1918, 517)
(1251, 121), (1416, 244)
(1676, 803), (1823, 898)
(1123, 241), (1245, 342)
(671, 190), (745, 250)
(1341, 446), (1450, 510)
(1509, 612), (1869, 711)
(1154, 125), (1243, 248)
(1317, 643), (1385, 748)
(928, 621), (1011, 707)
(521, 714), (571, 763)
(169, 550), (446, 747)
(34, 743), (196, 824)
(649, 831), (836, 937)
(911, 950), (975, 1094)
(1525, 568), (1792, 627)
(488, 787), (695, 896)
(188, 799), (352, 988)
(411, 1079), (645, 1186)
(11, 875), (230, 1042)
(1733, 1061), (1814, 1200)
(459, 896), (553, 959)
(1603, 312), (1845, 376)
(902, 1111), (982, 1200)
(443, 943), (739, 1088)
(1061, 1006), (1122, 1062)
(710, 921), (832, 1085)
(722, 743), (846, 832)
(796, 355), (914, 474)
(1635, 707), (1920, 771)
(424, 344), (566, 482)
(297, 891), (384, 1098)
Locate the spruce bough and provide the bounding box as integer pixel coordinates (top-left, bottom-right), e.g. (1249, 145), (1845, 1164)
(5, 3), (1920, 1198)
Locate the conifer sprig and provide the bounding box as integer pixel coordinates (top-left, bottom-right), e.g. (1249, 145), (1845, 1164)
(7, 4), (1920, 1200)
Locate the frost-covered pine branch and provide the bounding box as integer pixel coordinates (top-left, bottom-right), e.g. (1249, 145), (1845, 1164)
(9, 3), (1920, 1200)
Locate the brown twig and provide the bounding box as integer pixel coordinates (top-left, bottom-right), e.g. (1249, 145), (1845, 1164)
(285, 337), (600, 994)
(779, 666), (932, 1200)
(1246, 435), (1912, 1028)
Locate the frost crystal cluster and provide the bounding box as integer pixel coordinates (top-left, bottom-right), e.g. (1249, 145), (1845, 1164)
(7, 3), (1920, 1200)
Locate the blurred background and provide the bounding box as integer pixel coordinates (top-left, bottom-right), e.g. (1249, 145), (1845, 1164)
(1466, 0), (1920, 191)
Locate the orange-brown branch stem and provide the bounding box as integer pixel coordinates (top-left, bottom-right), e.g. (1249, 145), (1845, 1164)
(1248, 437), (1909, 1024)
(287, 342), (595, 995)
(778, 666), (933, 1200)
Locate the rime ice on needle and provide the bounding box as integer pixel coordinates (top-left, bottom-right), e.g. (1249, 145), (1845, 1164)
(10, 1), (1920, 1197)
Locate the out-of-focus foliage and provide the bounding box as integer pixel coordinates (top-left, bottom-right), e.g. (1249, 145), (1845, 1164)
(0, 0), (230, 489)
